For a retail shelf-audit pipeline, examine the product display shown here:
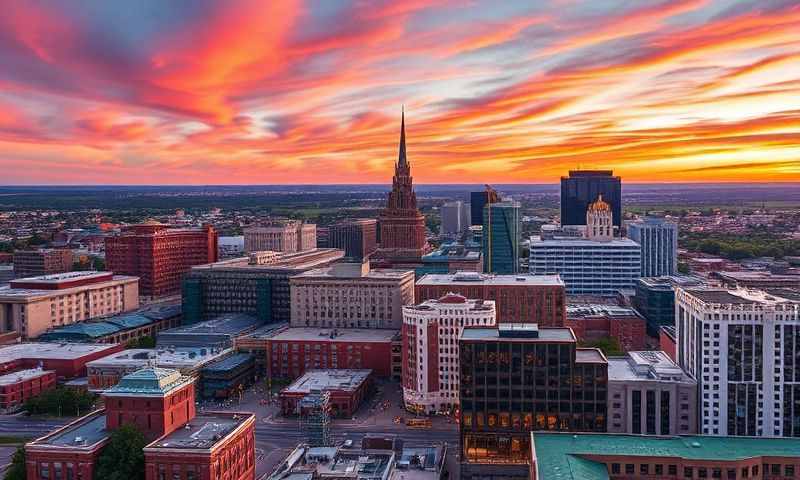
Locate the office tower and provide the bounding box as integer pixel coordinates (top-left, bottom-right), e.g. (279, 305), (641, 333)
(0, 271), (139, 339)
(416, 271), (565, 325)
(628, 217), (678, 277)
(530, 197), (641, 295)
(560, 170), (622, 228)
(105, 222), (218, 298)
(327, 218), (377, 261)
(483, 201), (520, 274)
(633, 275), (705, 336)
(470, 185), (500, 226)
(182, 249), (344, 324)
(12, 249), (73, 279)
(402, 294), (496, 414)
(375, 111), (427, 265)
(459, 324), (608, 469)
(243, 220), (316, 254)
(607, 350), (697, 435)
(440, 201), (467, 235)
(676, 287), (800, 437)
(289, 261), (415, 329)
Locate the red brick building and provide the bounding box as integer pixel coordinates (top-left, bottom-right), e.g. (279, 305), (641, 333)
(660, 325), (677, 361)
(415, 271), (566, 325)
(26, 367), (256, 480)
(565, 304), (647, 352)
(280, 369), (372, 417)
(106, 222), (218, 298)
(0, 368), (56, 412)
(12, 249), (73, 279)
(0, 342), (124, 379)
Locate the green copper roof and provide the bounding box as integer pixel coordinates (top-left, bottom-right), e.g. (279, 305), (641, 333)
(103, 367), (193, 397)
(38, 321), (122, 341)
(532, 433), (800, 480)
(105, 313), (153, 329)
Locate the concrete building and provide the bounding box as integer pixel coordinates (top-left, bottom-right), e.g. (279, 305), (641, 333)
(182, 248), (344, 324)
(716, 270), (800, 289)
(105, 222), (218, 298)
(200, 352), (255, 400)
(416, 271), (566, 326)
(565, 304), (647, 352)
(483, 202), (520, 274)
(37, 304), (181, 344)
(279, 369), (372, 417)
(402, 294), (496, 414)
(86, 346), (233, 392)
(633, 275), (706, 336)
(628, 217), (678, 277)
(217, 235), (245, 258)
(156, 313), (263, 348)
(607, 350), (697, 435)
(26, 367), (256, 480)
(290, 261), (414, 330)
(328, 218), (377, 261)
(418, 242), (482, 276)
(560, 169), (622, 228)
(529, 432), (800, 480)
(459, 324), (608, 472)
(260, 327), (399, 380)
(676, 287), (800, 437)
(244, 220), (316, 253)
(12, 249), (74, 279)
(0, 271), (139, 339)
(0, 342), (124, 379)
(441, 201), (468, 235)
(531, 196), (641, 295)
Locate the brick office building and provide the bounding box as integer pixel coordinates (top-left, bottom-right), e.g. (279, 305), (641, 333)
(565, 304), (647, 352)
(0, 342), (124, 379)
(12, 249), (74, 279)
(106, 222), (218, 298)
(26, 367), (256, 480)
(416, 271), (566, 325)
(0, 368), (57, 413)
(279, 369), (372, 417)
(328, 218), (377, 261)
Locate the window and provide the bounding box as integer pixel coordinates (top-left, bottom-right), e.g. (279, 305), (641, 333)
(626, 464), (634, 474)
(611, 464), (620, 474)
(669, 465), (677, 475)
(655, 465), (663, 475)
(641, 464), (649, 474)
(684, 467), (693, 478)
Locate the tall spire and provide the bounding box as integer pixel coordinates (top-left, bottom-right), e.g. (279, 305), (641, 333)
(398, 106), (407, 167)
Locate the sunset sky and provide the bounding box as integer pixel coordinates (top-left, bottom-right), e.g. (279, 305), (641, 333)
(1, 0), (799, 184)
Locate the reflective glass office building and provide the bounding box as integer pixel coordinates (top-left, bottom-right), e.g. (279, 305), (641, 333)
(482, 202), (520, 274)
(560, 170), (622, 228)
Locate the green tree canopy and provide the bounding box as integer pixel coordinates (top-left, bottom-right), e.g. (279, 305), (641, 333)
(94, 424), (147, 480)
(3, 447), (26, 480)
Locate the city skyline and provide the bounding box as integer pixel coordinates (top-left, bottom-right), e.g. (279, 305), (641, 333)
(1, 1), (800, 185)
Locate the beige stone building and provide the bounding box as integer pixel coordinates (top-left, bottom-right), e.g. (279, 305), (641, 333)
(244, 221), (316, 254)
(290, 261), (414, 329)
(0, 271), (139, 339)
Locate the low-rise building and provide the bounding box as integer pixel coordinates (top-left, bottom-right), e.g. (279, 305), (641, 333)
(529, 432), (800, 480)
(279, 369), (372, 418)
(402, 294), (496, 414)
(13, 249), (74, 279)
(0, 271), (140, 339)
(565, 304), (647, 352)
(200, 353), (255, 399)
(418, 242), (482, 275)
(716, 270), (800, 289)
(290, 261), (415, 330)
(0, 367), (56, 413)
(607, 351), (697, 435)
(244, 220), (316, 253)
(0, 342), (124, 379)
(37, 304), (182, 344)
(156, 313), (263, 348)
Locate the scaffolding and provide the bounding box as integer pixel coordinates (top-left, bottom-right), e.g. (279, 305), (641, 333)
(298, 390), (333, 447)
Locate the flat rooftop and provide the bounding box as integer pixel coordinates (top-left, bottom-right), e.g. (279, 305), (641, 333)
(460, 327), (576, 343)
(608, 351), (692, 383)
(86, 347), (231, 369)
(532, 432), (800, 480)
(293, 266), (413, 280)
(0, 342), (120, 363)
(0, 367), (54, 385)
(269, 328), (398, 343)
(191, 249), (344, 272)
(531, 237), (640, 247)
(718, 271), (800, 282)
(566, 304), (642, 318)
(0, 274), (137, 298)
(684, 287), (800, 305)
(638, 275), (706, 289)
(158, 313), (261, 336)
(146, 413), (252, 450)
(283, 369), (372, 395)
(416, 272), (564, 287)
(202, 352), (253, 373)
(30, 410), (109, 448)
(574, 348), (608, 364)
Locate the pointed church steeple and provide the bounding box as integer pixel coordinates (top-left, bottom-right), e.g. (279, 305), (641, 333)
(398, 106), (407, 168)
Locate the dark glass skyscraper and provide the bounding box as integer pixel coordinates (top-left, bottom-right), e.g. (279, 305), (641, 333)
(470, 186), (499, 226)
(482, 202), (519, 274)
(560, 170), (622, 228)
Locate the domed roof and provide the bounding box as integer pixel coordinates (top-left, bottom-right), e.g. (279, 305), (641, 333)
(439, 292), (467, 304)
(588, 194), (610, 212)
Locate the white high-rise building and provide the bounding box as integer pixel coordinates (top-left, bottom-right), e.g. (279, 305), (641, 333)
(440, 201), (467, 235)
(530, 195), (641, 295)
(676, 286), (800, 437)
(401, 294), (496, 414)
(628, 217), (678, 277)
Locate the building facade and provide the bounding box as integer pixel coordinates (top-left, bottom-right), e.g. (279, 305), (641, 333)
(560, 170), (622, 228)
(105, 222), (218, 298)
(0, 271), (139, 339)
(607, 350), (697, 435)
(676, 287), (800, 437)
(402, 294), (496, 414)
(243, 220), (316, 254)
(483, 202), (520, 274)
(328, 218), (377, 261)
(565, 304), (647, 352)
(441, 201), (469, 236)
(459, 324), (608, 467)
(375, 112), (427, 265)
(290, 262), (414, 329)
(13, 249), (74, 279)
(0, 342), (124, 379)
(279, 369), (372, 417)
(633, 275), (706, 335)
(0, 368), (56, 413)
(182, 249), (344, 324)
(416, 271), (565, 326)
(418, 242), (482, 276)
(628, 217), (678, 277)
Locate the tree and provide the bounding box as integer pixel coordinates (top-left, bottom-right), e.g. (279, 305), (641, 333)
(24, 387), (96, 416)
(94, 424), (147, 480)
(3, 447), (26, 480)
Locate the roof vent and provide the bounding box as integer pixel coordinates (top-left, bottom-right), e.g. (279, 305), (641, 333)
(690, 441), (701, 448)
